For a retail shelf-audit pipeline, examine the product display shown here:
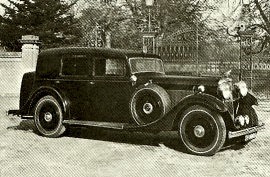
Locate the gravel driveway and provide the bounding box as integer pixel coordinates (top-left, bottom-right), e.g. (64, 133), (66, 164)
(0, 96), (269, 177)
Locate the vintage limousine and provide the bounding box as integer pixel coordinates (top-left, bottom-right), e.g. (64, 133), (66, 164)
(8, 47), (264, 156)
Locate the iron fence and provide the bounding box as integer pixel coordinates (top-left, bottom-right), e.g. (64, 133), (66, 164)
(158, 42), (270, 99)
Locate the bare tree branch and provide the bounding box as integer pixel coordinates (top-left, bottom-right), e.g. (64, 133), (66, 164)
(253, 0), (270, 34)
(246, 23), (267, 32)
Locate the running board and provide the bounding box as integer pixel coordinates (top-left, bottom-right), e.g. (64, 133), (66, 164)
(63, 120), (128, 130)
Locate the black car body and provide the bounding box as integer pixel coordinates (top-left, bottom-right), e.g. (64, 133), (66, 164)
(9, 47), (264, 156)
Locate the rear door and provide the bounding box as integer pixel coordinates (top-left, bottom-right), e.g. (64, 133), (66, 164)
(57, 54), (93, 120)
(89, 56), (133, 122)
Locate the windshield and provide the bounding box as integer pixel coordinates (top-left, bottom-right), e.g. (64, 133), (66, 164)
(129, 58), (165, 74)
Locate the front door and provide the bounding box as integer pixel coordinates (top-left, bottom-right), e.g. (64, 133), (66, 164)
(89, 57), (133, 122)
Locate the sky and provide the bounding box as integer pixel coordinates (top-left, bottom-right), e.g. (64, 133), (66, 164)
(0, 0), (9, 15)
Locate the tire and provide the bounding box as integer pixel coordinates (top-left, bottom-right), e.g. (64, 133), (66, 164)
(130, 84), (171, 125)
(179, 105), (226, 156)
(34, 95), (66, 138)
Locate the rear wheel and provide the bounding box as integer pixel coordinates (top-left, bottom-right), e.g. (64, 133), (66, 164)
(34, 95), (65, 137)
(179, 105), (226, 156)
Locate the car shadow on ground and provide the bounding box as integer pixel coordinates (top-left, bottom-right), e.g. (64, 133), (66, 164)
(65, 126), (187, 153)
(8, 119), (248, 155)
(7, 119), (35, 131)
(8, 119), (187, 153)
(65, 127), (251, 153)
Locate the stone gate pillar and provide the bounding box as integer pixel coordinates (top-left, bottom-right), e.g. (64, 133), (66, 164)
(20, 35), (41, 71)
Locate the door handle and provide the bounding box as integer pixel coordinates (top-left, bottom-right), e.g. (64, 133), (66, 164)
(89, 81), (95, 85)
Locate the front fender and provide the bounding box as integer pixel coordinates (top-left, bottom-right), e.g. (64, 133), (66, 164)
(126, 93), (229, 132)
(166, 93), (230, 131)
(240, 92), (258, 106)
(174, 93), (228, 113)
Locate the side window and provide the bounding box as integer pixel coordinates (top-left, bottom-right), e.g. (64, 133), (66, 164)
(36, 55), (60, 78)
(94, 58), (126, 76)
(62, 57), (75, 75)
(61, 55), (89, 76)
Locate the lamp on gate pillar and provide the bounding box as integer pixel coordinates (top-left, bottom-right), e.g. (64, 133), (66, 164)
(142, 0), (157, 54)
(145, 0), (154, 32)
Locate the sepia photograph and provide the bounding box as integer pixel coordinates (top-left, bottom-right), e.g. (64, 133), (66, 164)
(0, 0), (269, 176)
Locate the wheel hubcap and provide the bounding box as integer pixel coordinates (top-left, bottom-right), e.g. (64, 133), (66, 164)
(143, 102), (154, 114)
(44, 112), (53, 122)
(194, 125), (205, 138)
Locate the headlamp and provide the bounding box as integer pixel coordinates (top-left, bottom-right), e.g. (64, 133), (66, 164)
(235, 115), (245, 127)
(244, 115), (250, 125)
(235, 115), (250, 128)
(218, 79), (232, 100)
(235, 81), (248, 97)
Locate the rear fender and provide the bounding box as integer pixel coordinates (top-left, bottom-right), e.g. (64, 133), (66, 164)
(27, 86), (71, 119)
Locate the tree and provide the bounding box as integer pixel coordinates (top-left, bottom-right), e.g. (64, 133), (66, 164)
(225, 0), (270, 54)
(124, 0), (212, 37)
(0, 0), (81, 51)
(248, 0), (270, 53)
(78, 0), (213, 50)
(79, 0), (141, 49)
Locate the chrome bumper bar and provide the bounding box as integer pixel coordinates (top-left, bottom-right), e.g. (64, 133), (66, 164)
(228, 123), (265, 139)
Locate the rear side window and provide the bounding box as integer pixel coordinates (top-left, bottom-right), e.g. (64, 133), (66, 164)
(94, 58), (126, 76)
(61, 55), (89, 76)
(36, 54), (61, 78)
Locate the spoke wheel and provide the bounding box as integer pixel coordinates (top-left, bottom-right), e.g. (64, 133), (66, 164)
(34, 96), (65, 137)
(179, 105), (226, 156)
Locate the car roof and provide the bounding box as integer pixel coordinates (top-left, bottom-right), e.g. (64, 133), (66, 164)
(39, 47), (161, 60)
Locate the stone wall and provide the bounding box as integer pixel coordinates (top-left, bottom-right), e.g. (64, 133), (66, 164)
(0, 35), (39, 96)
(0, 54), (22, 96)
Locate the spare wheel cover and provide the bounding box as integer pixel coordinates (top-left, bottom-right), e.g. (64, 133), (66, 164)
(130, 84), (171, 125)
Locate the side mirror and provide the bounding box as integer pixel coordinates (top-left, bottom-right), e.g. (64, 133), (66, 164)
(130, 75), (137, 86)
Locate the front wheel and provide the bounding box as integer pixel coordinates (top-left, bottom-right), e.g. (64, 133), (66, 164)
(179, 105), (226, 156)
(34, 96), (65, 138)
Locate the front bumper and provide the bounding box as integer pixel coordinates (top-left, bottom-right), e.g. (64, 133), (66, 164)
(228, 123), (265, 139)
